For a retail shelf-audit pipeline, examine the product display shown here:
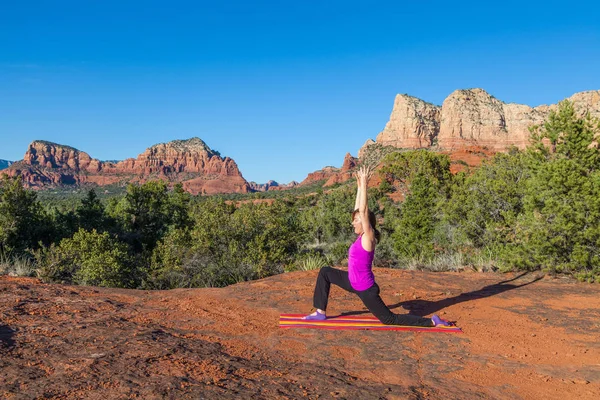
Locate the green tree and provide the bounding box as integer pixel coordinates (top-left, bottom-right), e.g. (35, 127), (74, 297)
(379, 149), (452, 197)
(108, 181), (171, 252)
(443, 150), (530, 250)
(391, 173), (437, 260)
(499, 101), (600, 281)
(149, 198), (305, 288)
(0, 175), (49, 256)
(168, 183), (193, 231)
(76, 189), (109, 232)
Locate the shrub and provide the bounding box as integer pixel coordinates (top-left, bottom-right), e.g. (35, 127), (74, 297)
(293, 251), (329, 272)
(37, 229), (136, 288)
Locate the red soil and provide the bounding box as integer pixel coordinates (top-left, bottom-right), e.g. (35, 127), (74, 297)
(1, 270), (599, 399)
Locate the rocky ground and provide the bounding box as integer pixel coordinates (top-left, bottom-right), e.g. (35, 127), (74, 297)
(1, 269), (599, 399)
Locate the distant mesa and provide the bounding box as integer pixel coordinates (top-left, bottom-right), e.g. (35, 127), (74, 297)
(248, 180), (299, 192)
(2, 137), (250, 195)
(0, 159), (13, 171)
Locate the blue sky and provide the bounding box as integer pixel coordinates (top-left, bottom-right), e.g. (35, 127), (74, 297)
(1, 1), (599, 183)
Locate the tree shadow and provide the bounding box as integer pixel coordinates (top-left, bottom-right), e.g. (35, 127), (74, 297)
(0, 325), (15, 348)
(334, 272), (543, 318)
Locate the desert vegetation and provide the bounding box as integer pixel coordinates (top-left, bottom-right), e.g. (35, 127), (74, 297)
(1, 101), (599, 287)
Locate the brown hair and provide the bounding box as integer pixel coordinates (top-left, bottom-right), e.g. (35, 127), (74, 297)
(352, 210), (381, 243)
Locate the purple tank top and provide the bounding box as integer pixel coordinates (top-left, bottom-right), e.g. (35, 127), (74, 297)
(348, 235), (375, 291)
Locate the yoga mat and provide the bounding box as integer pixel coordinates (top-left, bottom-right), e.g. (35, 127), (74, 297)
(279, 314), (462, 333)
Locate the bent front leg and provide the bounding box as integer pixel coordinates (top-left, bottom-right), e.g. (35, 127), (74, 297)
(313, 266), (355, 311)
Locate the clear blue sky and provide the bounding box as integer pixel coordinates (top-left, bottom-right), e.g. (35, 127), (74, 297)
(1, 1), (599, 183)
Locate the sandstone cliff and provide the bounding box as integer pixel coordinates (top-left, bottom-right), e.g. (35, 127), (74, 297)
(361, 89), (600, 154)
(375, 94), (440, 149)
(3, 138), (250, 195)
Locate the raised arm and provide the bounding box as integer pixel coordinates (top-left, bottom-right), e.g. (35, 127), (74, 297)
(355, 166), (375, 251)
(354, 175), (361, 211)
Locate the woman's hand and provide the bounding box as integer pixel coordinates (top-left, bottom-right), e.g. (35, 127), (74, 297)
(356, 165), (373, 185)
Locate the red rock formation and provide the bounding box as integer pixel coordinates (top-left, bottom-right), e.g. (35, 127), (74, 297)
(3, 138), (250, 195)
(300, 153), (358, 187)
(360, 89), (600, 155)
(438, 89), (547, 150)
(375, 94), (440, 149)
(323, 153), (357, 186)
(340, 152), (357, 172)
(267, 181), (299, 191)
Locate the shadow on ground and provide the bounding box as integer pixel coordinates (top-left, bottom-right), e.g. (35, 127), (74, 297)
(0, 325), (15, 348)
(333, 272), (544, 318)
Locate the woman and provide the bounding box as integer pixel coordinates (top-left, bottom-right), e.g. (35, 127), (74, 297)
(303, 166), (451, 327)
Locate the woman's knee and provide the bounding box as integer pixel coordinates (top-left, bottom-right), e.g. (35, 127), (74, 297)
(318, 266), (333, 276)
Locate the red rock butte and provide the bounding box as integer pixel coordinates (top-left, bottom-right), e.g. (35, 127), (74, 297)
(3, 138), (250, 195)
(360, 89), (600, 155)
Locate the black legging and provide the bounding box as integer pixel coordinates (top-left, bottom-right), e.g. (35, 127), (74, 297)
(313, 266), (433, 327)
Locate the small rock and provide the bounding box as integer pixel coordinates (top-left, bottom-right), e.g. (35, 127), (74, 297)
(572, 378), (589, 385)
(531, 334), (536, 337)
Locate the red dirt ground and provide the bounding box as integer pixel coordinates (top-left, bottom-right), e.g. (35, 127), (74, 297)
(1, 269), (599, 399)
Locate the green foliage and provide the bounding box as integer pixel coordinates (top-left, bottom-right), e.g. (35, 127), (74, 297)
(439, 101), (600, 281)
(378, 151), (452, 263)
(379, 149), (452, 197)
(148, 198), (304, 288)
(106, 181), (194, 253)
(325, 240), (351, 266)
(0, 175), (50, 255)
(76, 189), (109, 232)
(443, 150), (530, 249)
(0, 252), (36, 277)
(299, 186), (356, 245)
(5, 99), (600, 285)
(37, 229), (135, 287)
(113, 181), (171, 251)
(360, 143), (399, 170)
(292, 251), (329, 272)
(503, 159), (600, 277)
(391, 174), (437, 260)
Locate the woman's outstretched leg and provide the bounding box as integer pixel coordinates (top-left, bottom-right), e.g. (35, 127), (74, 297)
(358, 284), (435, 327)
(304, 266), (355, 319)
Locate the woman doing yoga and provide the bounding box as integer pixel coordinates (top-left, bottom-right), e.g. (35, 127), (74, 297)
(303, 166), (451, 327)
